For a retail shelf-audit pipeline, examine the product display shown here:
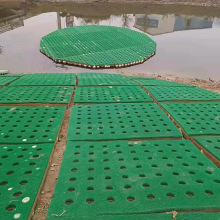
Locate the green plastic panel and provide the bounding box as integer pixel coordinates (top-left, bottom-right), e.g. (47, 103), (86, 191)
(74, 86), (153, 103)
(0, 106), (65, 144)
(161, 102), (220, 136)
(47, 140), (220, 219)
(145, 86), (220, 101)
(0, 76), (18, 86)
(9, 74), (76, 86)
(0, 86), (73, 104)
(77, 73), (124, 78)
(40, 26), (156, 68)
(78, 77), (137, 86)
(136, 79), (190, 87)
(126, 76), (155, 80)
(0, 143), (54, 220)
(194, 136), (220, 161)
(48, 212), (220, 220)
(67, 103), (182, 141)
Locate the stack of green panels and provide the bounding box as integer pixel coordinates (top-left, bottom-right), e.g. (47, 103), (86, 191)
(47, 140), (220, 219)
(74, 86), (153, 103)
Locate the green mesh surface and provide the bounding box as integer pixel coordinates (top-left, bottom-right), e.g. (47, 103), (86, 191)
(0, 143), (54, 220)
(48, 212), (220, 220)
(194, 136), (220, 161)
(0, 86), (73, 104)
(67, 103), (181, 141)
(40, 26), (156, 68)
(47, 140), (220, 219)
(145, 86), (220, 101)
(74, 86), (153, 103)
(0, 76), (19, 86)
(78, 77), (137, 86)
(0, 106), (65, 144)
(9, 74), (76, 86)
(136, 79), (190, 87)
(161, 102), (220, 136)
(77, 73), (124, 78)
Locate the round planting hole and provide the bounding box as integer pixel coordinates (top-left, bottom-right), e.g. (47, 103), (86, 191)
(65, 199), (73, 205)
(205, 190), (213, 196)
(167, 193), (175, 198)
(20, 180), (27, 185)
(68, 188), (75, 192)
(107, 197), (115, 202)
(186, 191), (194, 197)
(86, 198), (94, 204)
(87, 187), (94, 191)
(147, 194), (155, 200)
(6, 204), (16, 211)
(13, 192), (22, 197)
(127, 196), (135, 202)
(106, 186), (113, 191)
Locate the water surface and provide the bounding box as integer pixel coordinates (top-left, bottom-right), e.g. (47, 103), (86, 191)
(0, 4), (219, 80)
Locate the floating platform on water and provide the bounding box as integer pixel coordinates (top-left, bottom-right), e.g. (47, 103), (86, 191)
(40, 26), (156, 69)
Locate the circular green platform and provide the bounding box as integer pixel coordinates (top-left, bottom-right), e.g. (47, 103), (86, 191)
(40, 25), (156, 69)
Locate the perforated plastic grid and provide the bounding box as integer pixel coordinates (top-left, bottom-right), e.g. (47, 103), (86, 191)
(9, 74), (76, 86)
(136, 79), (190, 87)
(77, 73), (124, 79)
(74, 86), (153, 103)
(0, 86), (73, 104)
(0, 143), (54, 220)
(40, 25), (156, 68)
(48, 212), (220, 220)
(194, 136), (220, 161)
(78, 77), (137, 86)
(161, 102), (220, 136)
(47, 140), (220, 219)
(67, 103), (182, 141)
(145, 86), (220, 101)
(0, 106), (65, 143)
(0, 76), (19, 86)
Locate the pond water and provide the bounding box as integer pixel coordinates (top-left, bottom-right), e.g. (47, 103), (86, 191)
(0, 3), (220, 80)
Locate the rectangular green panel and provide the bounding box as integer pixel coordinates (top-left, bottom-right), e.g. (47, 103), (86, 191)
(194, 136), (220, 161)
(77, 73), (123, 78)
(0, 76), (19, 86)
(0, 106), (65, 144)
(161, 102), (220, 136)
(135, 79), (190, 87)
(47, 140), (220, 219)
(67, 103), (182, 141)
(0, 143), (54, 220)
(9, 73), (76, 86)
(78, 77), (137, 86)
(145, 86), (220, 101)
(0, 86), (73, 104)
(48, 212), (220, 220)
(74, 86), (153, 103)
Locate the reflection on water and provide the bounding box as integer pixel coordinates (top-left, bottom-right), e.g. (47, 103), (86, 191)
(0, 4), (220, 80)
(135, 14), (213, 35)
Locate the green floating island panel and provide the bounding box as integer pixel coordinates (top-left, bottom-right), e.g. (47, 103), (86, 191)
(0, 76), (19, 86)
(77, 73), (124, 78)
(40, 25), (156, 68)
(47, 140), (220, 219)
(194, 136), (220, 161)
(136, 79), (190, 87)
(48, 212), (220, 220)
(0, 143), (54, 220)
(74, 86), (153, 103)
(0, 86), (73, 104)
(145, 86), (220, 101)
(67, 103), (181, 141)
(9, 73), (76, 86)
(161, 102), (220, 136)
(0, 106), (65, 144)
(78, 77), (137, 86)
